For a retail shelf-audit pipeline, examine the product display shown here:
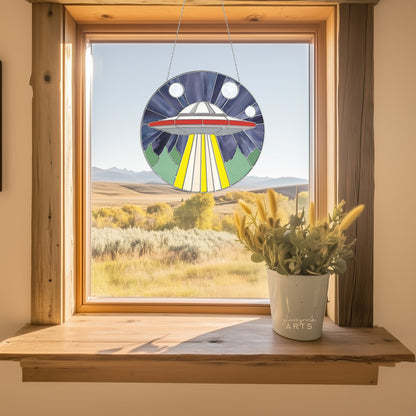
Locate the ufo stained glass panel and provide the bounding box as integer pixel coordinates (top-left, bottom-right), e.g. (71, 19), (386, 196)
(140, 71), (265, 192)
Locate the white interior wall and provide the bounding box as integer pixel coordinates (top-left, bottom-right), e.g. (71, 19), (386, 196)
(0, 0), (415, 415)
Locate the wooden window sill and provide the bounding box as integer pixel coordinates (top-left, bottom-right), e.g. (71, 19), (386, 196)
(0, 315), (413, 384)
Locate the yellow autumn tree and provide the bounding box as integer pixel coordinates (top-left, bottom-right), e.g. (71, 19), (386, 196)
(174, 193), (215, 229)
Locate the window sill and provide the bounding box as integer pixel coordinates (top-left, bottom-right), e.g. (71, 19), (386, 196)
(0, 315), (413, 384)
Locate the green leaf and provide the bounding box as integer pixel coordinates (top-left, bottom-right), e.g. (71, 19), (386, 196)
(335, 258), (347, 274)
(251, 253), (264, 263)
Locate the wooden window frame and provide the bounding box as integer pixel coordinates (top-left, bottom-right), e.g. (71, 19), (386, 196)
(76, 22), (332, 315)
(30, 1), (373, 327)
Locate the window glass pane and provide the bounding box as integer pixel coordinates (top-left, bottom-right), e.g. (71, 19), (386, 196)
(89, 43), (310, 300)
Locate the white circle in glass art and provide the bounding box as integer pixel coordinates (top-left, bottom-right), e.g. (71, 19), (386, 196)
(221, 81), (239, 99)
(245, 105), (256, 118)
(169, 82), (185, 98)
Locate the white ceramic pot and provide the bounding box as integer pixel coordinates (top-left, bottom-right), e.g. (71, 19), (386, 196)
(267, 269), (330, 341)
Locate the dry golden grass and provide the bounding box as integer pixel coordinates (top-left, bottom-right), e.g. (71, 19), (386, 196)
(91, 248), (268, 299)
(89, 183), (309, 299)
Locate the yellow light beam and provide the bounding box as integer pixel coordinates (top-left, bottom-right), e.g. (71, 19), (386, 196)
(174, 134), (195, 189)
(210, 134), (230, 189)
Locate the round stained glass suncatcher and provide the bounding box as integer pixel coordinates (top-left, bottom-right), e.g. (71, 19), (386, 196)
(141, 71), (265, 192)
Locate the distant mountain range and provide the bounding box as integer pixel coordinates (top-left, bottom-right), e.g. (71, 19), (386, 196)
(92, 166), (308, 189)
(236, 175), (308, 189)
(92, 166), (165, 184)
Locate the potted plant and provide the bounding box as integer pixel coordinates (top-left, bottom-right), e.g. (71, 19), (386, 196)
(234, 189), (364, 341)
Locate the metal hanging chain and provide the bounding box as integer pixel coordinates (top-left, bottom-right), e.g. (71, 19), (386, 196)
(166, 0), (241, 82)
(220, 0), (240, 82)
(166, 0), (186, 81)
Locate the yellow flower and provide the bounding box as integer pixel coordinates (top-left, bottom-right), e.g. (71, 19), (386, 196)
(256, 195), (267, 223)
(238, 199), (252, 216)
(238, 214), (247, 240)
(339, 204), (365, 231)
(234, 211), (241, 229)
(309, 201), (316, 226)
(267, 188), (278, 220)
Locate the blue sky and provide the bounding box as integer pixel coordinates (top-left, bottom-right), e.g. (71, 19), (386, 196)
(91, 42), (310, 180)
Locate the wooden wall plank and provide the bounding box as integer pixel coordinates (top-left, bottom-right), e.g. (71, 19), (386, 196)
(32, 4), (77, 325)
(21, 360), (379, 384)
(0, 61), (2, 192)
(31, 3), (65, 325)
(66, 4), (335, 24)
(63, 9), (77, 322)
(27, 1), (381, 5)
(338, 4), (374, 327)
(325, 9), (338, 323)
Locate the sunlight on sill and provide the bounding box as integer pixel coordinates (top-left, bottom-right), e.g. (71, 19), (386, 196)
(0, 315), (413, 384)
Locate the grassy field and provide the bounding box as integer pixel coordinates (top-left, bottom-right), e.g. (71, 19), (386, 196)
(91, 248), (268, 298)
(92, 181), (309, 217)
(90, 183), (308, 299)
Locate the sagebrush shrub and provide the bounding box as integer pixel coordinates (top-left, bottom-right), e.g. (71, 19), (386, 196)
(91, 227), (238, 263)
